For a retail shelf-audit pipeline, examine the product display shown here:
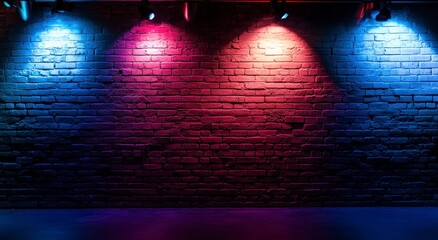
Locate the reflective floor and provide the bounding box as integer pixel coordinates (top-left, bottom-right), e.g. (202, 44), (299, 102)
(1, 208), (438, 240)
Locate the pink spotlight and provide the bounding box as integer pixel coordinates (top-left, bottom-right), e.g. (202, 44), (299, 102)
(184, 2), (197, 22)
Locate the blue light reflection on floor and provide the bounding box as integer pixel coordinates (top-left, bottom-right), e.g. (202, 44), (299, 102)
(0, 208), (437, 240)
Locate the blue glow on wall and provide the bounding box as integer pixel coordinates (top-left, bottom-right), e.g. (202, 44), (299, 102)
(36, 28), (73, 49)
(1, 15), (116, 163)
(324, 12), (438, 163)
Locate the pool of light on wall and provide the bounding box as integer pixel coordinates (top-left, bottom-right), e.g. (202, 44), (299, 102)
(221, 22), (330, 83)
(325, 13), (438, 160)
(36, 28), (73, 50)
(353, 18), (437, 80)
(20, 17), (94, 79)
(225, 24), (309, 63)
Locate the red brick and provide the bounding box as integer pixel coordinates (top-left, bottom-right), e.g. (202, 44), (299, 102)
(161, 62), (179, 69)
(3, 2), (430, 208)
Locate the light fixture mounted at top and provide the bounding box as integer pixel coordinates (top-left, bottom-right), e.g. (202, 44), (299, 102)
(52, 0), (73, 13)
(360, 0), (391, 21)
(3, 0), (32, 21)
(3, 0), (15, 8)
(375, 0), (391, 21)
(183, 1), (197, 22)
(271, 0), (288, 20)
(139, 0), (155, 21)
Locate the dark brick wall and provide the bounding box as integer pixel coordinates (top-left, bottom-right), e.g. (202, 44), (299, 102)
(1, 3), (438, 207)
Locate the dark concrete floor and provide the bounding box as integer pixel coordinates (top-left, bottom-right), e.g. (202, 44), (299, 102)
(0, 208), (437, 240)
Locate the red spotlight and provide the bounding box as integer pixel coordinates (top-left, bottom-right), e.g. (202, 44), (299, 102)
(355, 2), (375, 22)
(183, 1), (197, 22)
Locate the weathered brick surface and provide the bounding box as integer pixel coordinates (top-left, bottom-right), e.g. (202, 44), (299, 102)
(0, 3), (438, 207)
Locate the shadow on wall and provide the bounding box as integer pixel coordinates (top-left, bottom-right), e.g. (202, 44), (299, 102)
(300, 4), (438, 203)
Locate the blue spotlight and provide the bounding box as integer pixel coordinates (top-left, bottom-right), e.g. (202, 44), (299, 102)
(3, 0), (13, 8)
(375, 5), (391, 21)
(148, 12), (155, 21)
(139, 0), (155, 21)
(52, 0), (73, 13)
(271, 0), (289, 21)
(280, 12), (289, 20)
(3, 0), (32, 21)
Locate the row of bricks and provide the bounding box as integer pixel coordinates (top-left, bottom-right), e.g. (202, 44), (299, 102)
(3, 81), (438, 89)
(1, 95), (438, 104)
(3, 74), (438, 82)
(3, 55), (436, 65)
(2, 93), (437, 103)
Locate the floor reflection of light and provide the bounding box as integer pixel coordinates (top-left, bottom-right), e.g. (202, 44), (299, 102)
(0, 208), (437, 240)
